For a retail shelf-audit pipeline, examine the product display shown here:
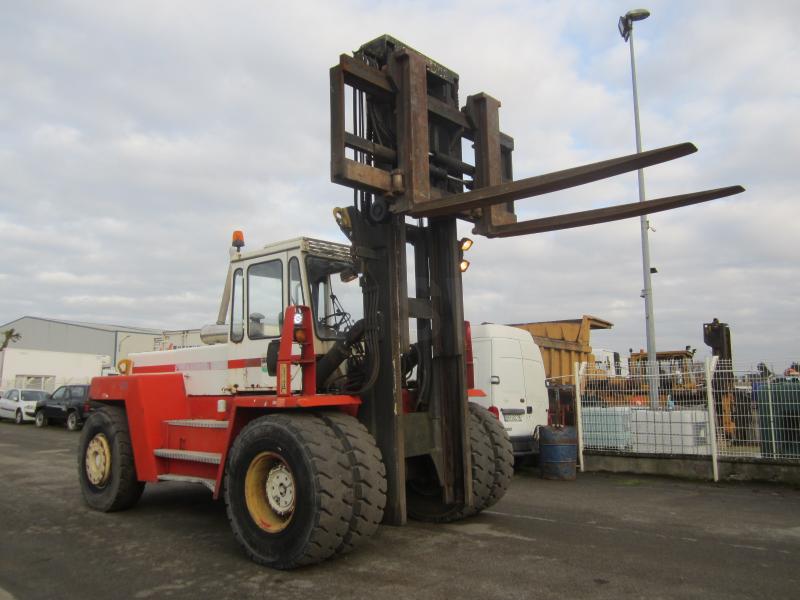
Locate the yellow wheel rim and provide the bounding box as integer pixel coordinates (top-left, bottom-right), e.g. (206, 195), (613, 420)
(85, 433), (112, 487)
(245, 452), (296, 533)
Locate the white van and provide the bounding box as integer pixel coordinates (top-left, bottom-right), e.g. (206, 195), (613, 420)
(470, 324), (549, 457)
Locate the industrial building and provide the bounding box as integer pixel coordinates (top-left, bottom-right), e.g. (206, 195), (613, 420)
(0, 316), (200, 391)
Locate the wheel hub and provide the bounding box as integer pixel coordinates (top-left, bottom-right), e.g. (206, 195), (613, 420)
(85, 433), (111, 487)
(265, 464), (294, 515)
(244, 452), (296, 533)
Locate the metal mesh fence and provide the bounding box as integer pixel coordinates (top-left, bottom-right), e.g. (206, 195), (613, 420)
(576, 358), (800, 464)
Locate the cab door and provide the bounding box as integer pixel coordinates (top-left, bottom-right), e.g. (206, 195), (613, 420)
(227, 252), (288, 391)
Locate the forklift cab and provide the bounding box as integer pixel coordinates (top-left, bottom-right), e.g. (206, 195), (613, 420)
(224, 236), (362, 381)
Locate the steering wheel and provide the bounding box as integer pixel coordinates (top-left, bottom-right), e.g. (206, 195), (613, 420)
(318, 310), (349, 332)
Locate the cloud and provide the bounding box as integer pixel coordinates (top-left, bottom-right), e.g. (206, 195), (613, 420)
(36, 272), (107, 285)
(0, 0), (797, 368)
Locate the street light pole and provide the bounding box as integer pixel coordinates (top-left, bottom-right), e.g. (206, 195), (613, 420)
(620, 8), (659, 408)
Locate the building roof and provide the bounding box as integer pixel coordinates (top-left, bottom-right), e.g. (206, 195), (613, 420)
(0, 316), (162, 335)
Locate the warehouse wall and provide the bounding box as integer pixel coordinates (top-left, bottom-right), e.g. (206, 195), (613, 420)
(2, 317), (116, 357)
(0, 317), (202, 370)
(114, 332), (162, 361)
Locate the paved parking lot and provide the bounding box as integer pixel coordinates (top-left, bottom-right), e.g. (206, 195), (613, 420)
(1, 420), (799, 599)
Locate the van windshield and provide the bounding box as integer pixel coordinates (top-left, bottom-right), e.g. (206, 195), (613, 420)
(21, 391), (48, 402)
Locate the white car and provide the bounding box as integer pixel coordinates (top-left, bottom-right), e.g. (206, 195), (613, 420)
(0, 388), (50, 424)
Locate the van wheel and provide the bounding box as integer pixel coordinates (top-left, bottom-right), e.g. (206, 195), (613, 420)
(14, 410), (23, 424)
(35, 411), (48, 428)
(78, 405), (144, 512)
(318, 411), (387, 554)
(407, 403), (496, 522)
(223, 414), (352, 569)
(67, 411), (80, 431)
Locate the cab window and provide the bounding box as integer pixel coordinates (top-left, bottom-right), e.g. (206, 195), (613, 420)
(248, 260), (283, 339)
(288, 257), (304, 306)
(52, 387), (67, 401)
(231, 268), (244, 343)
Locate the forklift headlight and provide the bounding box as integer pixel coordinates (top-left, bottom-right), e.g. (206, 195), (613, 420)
(293, 312), (304, 326)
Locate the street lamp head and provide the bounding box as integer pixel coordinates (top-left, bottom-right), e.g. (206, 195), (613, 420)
(619, 8), (650, 41)
(626, 8), (651, 22)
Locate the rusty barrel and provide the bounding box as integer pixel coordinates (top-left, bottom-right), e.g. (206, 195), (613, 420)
(540, 425), (577, 480)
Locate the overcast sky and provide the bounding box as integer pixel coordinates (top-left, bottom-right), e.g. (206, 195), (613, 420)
(1, 0), (797, 368)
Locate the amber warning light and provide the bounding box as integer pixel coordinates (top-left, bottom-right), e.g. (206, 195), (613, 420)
(232, 230), (245, 249)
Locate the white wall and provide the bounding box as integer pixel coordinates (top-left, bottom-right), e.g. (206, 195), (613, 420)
(0, 348), (108, 391)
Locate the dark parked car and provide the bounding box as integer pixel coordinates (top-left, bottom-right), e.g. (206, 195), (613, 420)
(35, 385), (91, 431)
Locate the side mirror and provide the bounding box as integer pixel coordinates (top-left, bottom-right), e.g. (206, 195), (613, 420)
(266, 340), (280, 376)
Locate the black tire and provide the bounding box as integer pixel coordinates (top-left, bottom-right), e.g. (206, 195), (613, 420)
(318, 411), (387, 554)
(223, 414), (352, 569)
(77, 405), (144, 512)
(35, 411), (48, 428)
(66, 411), (80, 431)
(407, 403), (496, 523)
(472, 404), (514, 510)
(14, 410), (23, 425)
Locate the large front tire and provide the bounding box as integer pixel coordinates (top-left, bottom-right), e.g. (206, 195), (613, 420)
(77, 405), (144, 512)
(223, 414), (352, 569)
(318, 412), (387, 554)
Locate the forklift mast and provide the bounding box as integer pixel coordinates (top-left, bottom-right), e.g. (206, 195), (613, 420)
(329, 35), (744, 524)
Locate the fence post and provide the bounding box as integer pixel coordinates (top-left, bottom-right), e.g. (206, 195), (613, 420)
(574, 361), (585, 473)
(766, 376), (778, 458)
(705, 356), (720, 482)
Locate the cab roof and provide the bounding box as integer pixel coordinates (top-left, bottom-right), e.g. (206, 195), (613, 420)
(232, 237), (352, 264)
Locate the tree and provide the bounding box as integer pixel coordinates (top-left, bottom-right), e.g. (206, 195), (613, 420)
(1, 328), (21, 351)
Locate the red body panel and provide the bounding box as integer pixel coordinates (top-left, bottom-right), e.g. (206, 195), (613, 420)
(89, 373), (360, 497)
(90, 374), (191, 481)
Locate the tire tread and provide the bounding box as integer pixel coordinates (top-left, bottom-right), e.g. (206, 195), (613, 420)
(78, 405), (144, 512)
(318, 412), (387, 554)
(224, 413), (352, 569)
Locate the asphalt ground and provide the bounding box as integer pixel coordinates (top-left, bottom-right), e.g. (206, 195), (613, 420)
(1, 420), (798, 600)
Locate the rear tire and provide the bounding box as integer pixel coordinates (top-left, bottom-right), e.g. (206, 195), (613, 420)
(472, 404), (514, 510)
(66, 411), (80, 431)
(407, 403), (497, 523)
(318, 411), (387, 554)
(35, 411), (48, 428)
(223, 414), (352, 569)
(78, 405), (144, 512)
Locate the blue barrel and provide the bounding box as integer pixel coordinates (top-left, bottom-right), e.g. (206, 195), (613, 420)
(540, 425), (577, 480)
